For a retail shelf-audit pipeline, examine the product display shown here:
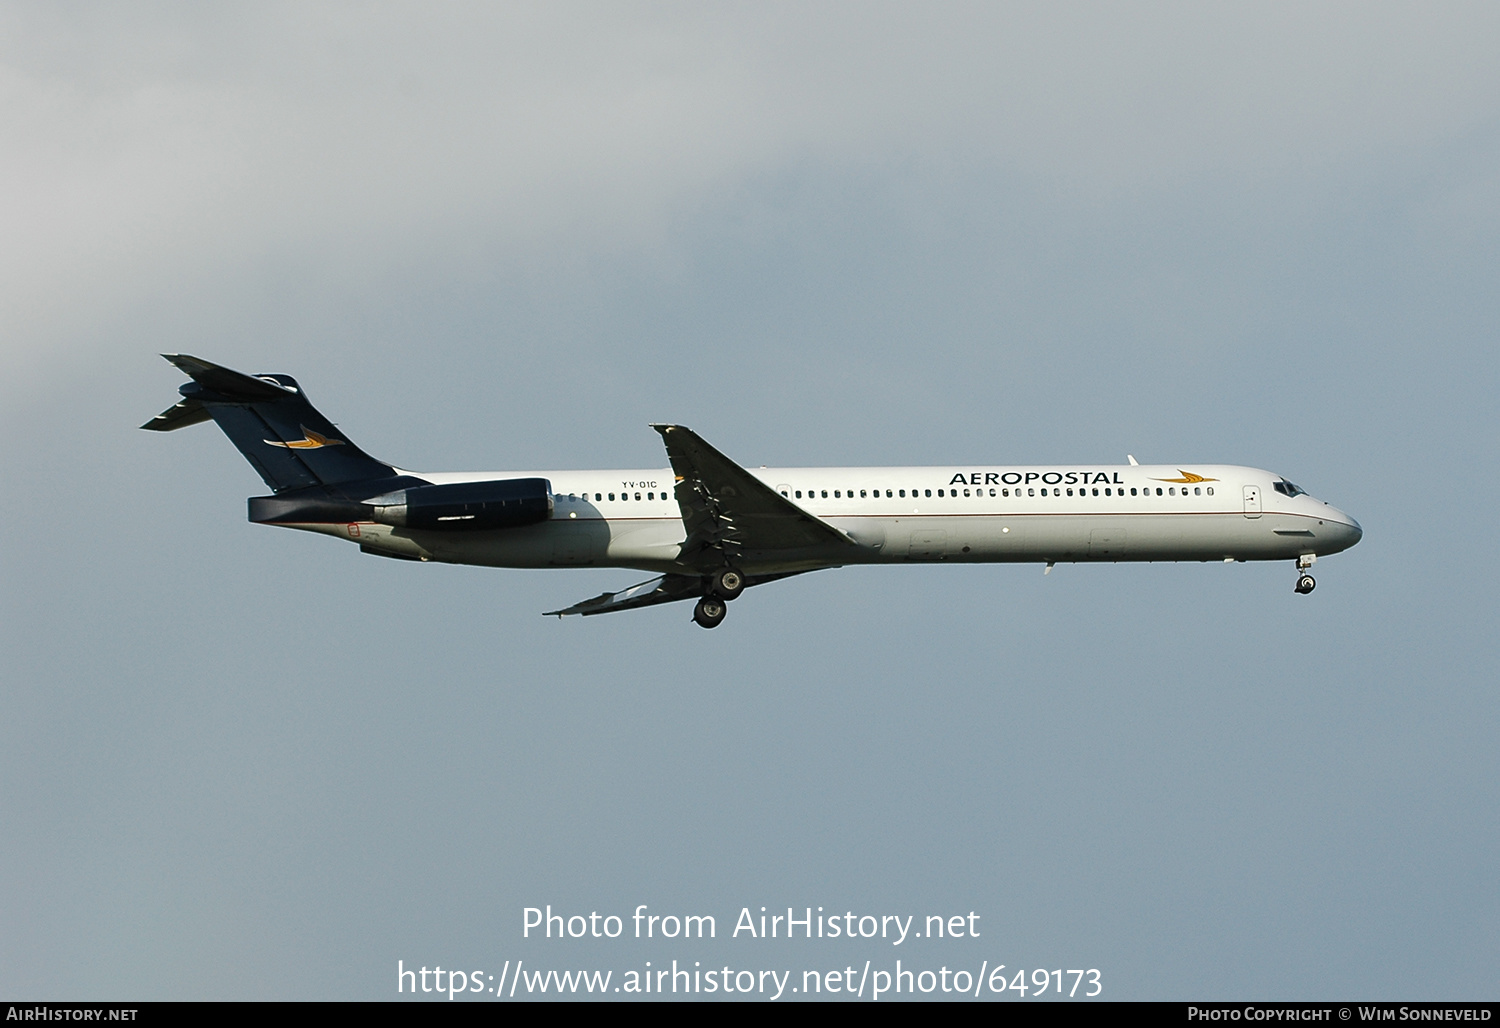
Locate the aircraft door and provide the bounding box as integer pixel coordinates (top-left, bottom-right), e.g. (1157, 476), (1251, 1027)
(1243, 484), (1262, 519)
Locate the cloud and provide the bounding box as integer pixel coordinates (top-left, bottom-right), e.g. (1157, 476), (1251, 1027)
(2, 2), (1497, 383)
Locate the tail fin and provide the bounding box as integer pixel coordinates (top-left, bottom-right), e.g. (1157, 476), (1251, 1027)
(142, 354), (398, 492)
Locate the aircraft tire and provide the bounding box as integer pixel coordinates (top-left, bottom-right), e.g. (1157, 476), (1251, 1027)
(710, 567), (745, 600)
(1295, 574), (1316, 594)
(694, 597), (728, 628)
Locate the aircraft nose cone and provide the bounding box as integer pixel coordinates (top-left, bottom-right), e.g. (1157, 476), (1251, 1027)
(1329, 509), (1362, 550)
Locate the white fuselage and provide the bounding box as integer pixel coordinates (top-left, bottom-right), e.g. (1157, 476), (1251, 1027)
(283, 463), (1363, 575)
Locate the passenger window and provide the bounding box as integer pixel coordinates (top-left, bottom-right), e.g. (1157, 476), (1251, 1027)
(1002, 488), (1009, 497)
(780, 490), (787, 497)
(886, 489), (893, 498)
(924, 489), (932, 498)
(989, 488), (996, 497)
(1156, 488), (1163, 496)
(1066, 488), (1074, 496)
(1194, 487), (1201, 495)
(963, 488), (970, 497)
(821, 490), (828, 498)
(860, 490), (867, 498)
(834, 490), (841, 498)
(898, 489), (906, 498)
(634, 493), (641, 500)
(608, 493), (615, 501)
(1207, 487), (1214, 496)
(795, 490), (802, 498)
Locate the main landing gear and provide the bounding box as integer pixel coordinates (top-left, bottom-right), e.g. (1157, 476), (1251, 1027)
(1294, 554), (1316, 595)
(693, 596), (727, 629)
(693, 567), (744, 628)
(710, 567), (745, 600)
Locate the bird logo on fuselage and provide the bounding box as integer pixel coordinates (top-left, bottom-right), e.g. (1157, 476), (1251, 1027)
(264, 426), (345, 449)
(1152, 470), (1217, 483)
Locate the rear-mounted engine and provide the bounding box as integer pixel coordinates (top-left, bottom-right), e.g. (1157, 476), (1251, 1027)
(363, 478), (553, 531)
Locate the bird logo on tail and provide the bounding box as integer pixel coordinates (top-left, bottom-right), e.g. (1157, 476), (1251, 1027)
(264, 426), (345, 449)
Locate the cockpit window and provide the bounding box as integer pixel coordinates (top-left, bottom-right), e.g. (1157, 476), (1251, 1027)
(1272, 479), (1306, 498)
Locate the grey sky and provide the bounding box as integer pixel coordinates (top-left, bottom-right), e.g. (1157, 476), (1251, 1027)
(2, 3), (1496, 1000)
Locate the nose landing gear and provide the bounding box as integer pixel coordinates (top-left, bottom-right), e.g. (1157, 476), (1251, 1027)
(1294, 554), (1316, 595)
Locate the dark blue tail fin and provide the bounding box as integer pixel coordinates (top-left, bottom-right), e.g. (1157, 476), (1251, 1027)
(142, 354), (398, 492)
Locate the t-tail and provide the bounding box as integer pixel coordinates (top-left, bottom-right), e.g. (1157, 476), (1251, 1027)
(141, 354), (398, 491)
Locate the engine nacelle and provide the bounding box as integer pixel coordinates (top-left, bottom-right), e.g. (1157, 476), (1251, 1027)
(364, 478), (553, 531)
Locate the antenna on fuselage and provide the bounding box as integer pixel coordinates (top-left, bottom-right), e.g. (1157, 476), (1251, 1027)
(1127, 454), (1139, 466)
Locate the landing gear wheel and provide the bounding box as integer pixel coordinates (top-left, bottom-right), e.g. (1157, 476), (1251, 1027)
(1295, 574), (1316, 595)
(693, 597), (727, 628)
(710, 567), (745, 601)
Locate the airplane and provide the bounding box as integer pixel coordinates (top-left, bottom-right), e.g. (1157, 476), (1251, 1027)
(143, 354), (1363, 628)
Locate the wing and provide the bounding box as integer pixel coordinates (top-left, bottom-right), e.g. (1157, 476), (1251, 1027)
(545, 571), (812, 618)
(544, 573), (704, 617)
(651, 423), (860, 570)
(544, 425), (850, 619)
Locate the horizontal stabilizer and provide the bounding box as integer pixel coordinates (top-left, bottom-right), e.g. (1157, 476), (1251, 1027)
(140, 397), (213, 432)
(160, 353), (297, 401)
